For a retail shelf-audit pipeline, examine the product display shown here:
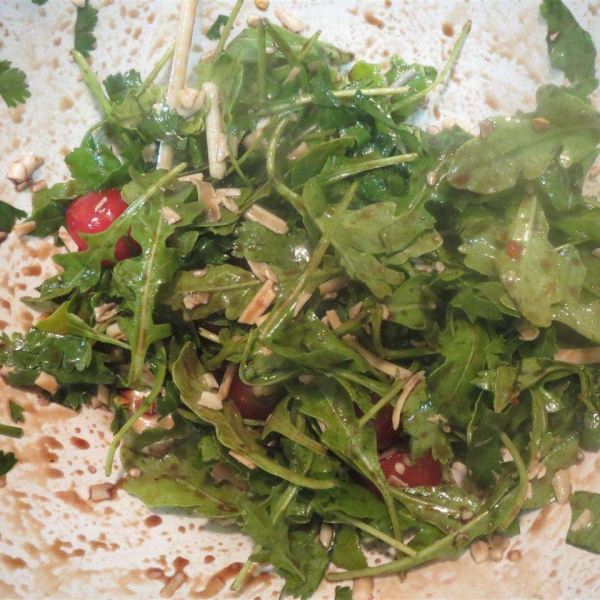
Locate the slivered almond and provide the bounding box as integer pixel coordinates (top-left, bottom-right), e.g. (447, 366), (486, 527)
(89, 483), (114, 502)
(353, 578), (374, 600)
(348, 302), (363, 319)
(274, 7), (304, 32)
(183, 292), (210, 309)
(34, 371), (59, 394)
(198, 391), (223, 410)
(570, 508), (593, 532)
(555, 347), (600, 364)
(202, 372), (219, 389)
(229, 451), (257, 470)
(319, 276), (349, 295)
(218, 363), (237, 399)
(94, 302), (117, 323)
(552, 470), (571, 505)
(293, 292), (312, 317)
(13, 221), (36, 237)
(238, 279), (277, 325)
(319, 523), (334, 549)
(243, 204), (289, 234)
(58, 226), (79, 252)
(160, 206), (182, 224)
(247, 259), (278, 283)
(391, 370), (426, 430)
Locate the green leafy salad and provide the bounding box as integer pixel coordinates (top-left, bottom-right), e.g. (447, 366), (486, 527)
(1, 0), (600, 597)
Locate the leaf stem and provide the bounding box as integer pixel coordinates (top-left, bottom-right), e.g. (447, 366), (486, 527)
(266, 117), (304, 213)
(335, 513), (417, 557)
(214, 0), (245, 56)
(257, 22), (267, 102)
(136, 43), (175, 97)
(497, 432), (528, 530)
(356, 379), (405, 430)
(72, 50), (113, 119)
(390, 21), (472, 113)
(105, 345), (167, 476)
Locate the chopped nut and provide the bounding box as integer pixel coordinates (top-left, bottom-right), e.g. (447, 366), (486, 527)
(93, 302), (117, 323)
(6, 151), (43, 185)
(293, 292), (313, 317)
(106, 322), (127, 341)
(549, 31), (559, 41)
(254, 0), (269, 9)
(202, 372), (219, 389)
(247, 14), (261, 27)
(394, 462), (406, 475)
(532, 117), (550, 130)
(229, 451), (257, 470)
(319, 276), (349, 295)
(298, 374), (315, 385)
(348, 302), (363, 320)
(247, 259), (278, 283)
(89, 483), (114, 502)
(160, 206), (182, 224)
(426, 171), (438, 186)
(555, 347), (600, 364)
(192, 268), (207, 278)
(470, 540), (489, 564)
(479, 120), (495, 139)
(286, 140), (309, 160)
(34, 371), (59, 394)
(243, 204), (289, 234)
(218, 363), (237, 400)
(128, 467), (142, 478)
(183, 292), (211, 310)
(198, 391), (223, 410)
(58, 226), (79, 252)
(274, 8), (304, 32)
(13, 221), (36, 238)
(238, 279), (277, 325)
(515, 318), (540, 342)
(319, 523), (334, 548)
(353, 577), (374, 600)
(31, 179), (47, 194)
(391, 370), (426, 430)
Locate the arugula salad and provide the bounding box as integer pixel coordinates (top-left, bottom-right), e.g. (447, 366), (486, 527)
(1, 0), (600, 597)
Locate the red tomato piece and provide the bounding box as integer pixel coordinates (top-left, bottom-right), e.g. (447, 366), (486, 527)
(228, 373), (277, 421)
(379, 449), (443, 487)
(369, 392), (403, 451)
(66, 189), (140, 262)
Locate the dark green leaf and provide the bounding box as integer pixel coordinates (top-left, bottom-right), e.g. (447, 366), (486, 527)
(566, 491), (600, 553)
(207, 15), (228, 41)
(0, 60), (30, 107)
(540, 0), (598, 95)
(9, 401), (24, 424)
(0, 200), (26, 232)
(0, 451), (17, 477)
(74, 3), (98, 58)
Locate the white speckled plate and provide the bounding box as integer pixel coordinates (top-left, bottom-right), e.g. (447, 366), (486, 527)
(1, 1), (600, 598)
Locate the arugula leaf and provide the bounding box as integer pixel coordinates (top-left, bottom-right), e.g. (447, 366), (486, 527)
(495, 195), (560, 327)
(74, 3), (98, 58)
(334, 587), (352, 600)
(0, 200), (26, 232)
(122, 435), (243, 518)
(447, 86), (600, 194)
(207, 15), (228, 41)
(566, 491), (600, 554)
(427, 319), (489, 427)
(331, 526), (367, 571)
(0, 330), (114, 388)
(0, 60), (30, 107)
(9, 401), (24, 424)
(540, 0), (598, 95)
(0, 451), (17, 477)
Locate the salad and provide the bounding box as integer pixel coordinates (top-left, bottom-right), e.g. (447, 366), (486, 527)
(1, 0), (600, 598)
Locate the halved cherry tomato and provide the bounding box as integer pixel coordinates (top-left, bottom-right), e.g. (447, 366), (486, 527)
(369, 392), (403, 451)
(355, 393), (403, 451)
(228, 373), (278, 421)
(379, 449), (443, 487)
(66, 189), (140, 262)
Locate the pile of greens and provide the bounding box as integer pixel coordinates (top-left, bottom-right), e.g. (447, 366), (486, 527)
(2, 0), (600, 596)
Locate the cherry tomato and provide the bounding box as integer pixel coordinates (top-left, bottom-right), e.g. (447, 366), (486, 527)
(379, 449), (443, 487)
(66, 189), (140, 262)
(228, 373), (277, 421)
(369, 392), (403, 451)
